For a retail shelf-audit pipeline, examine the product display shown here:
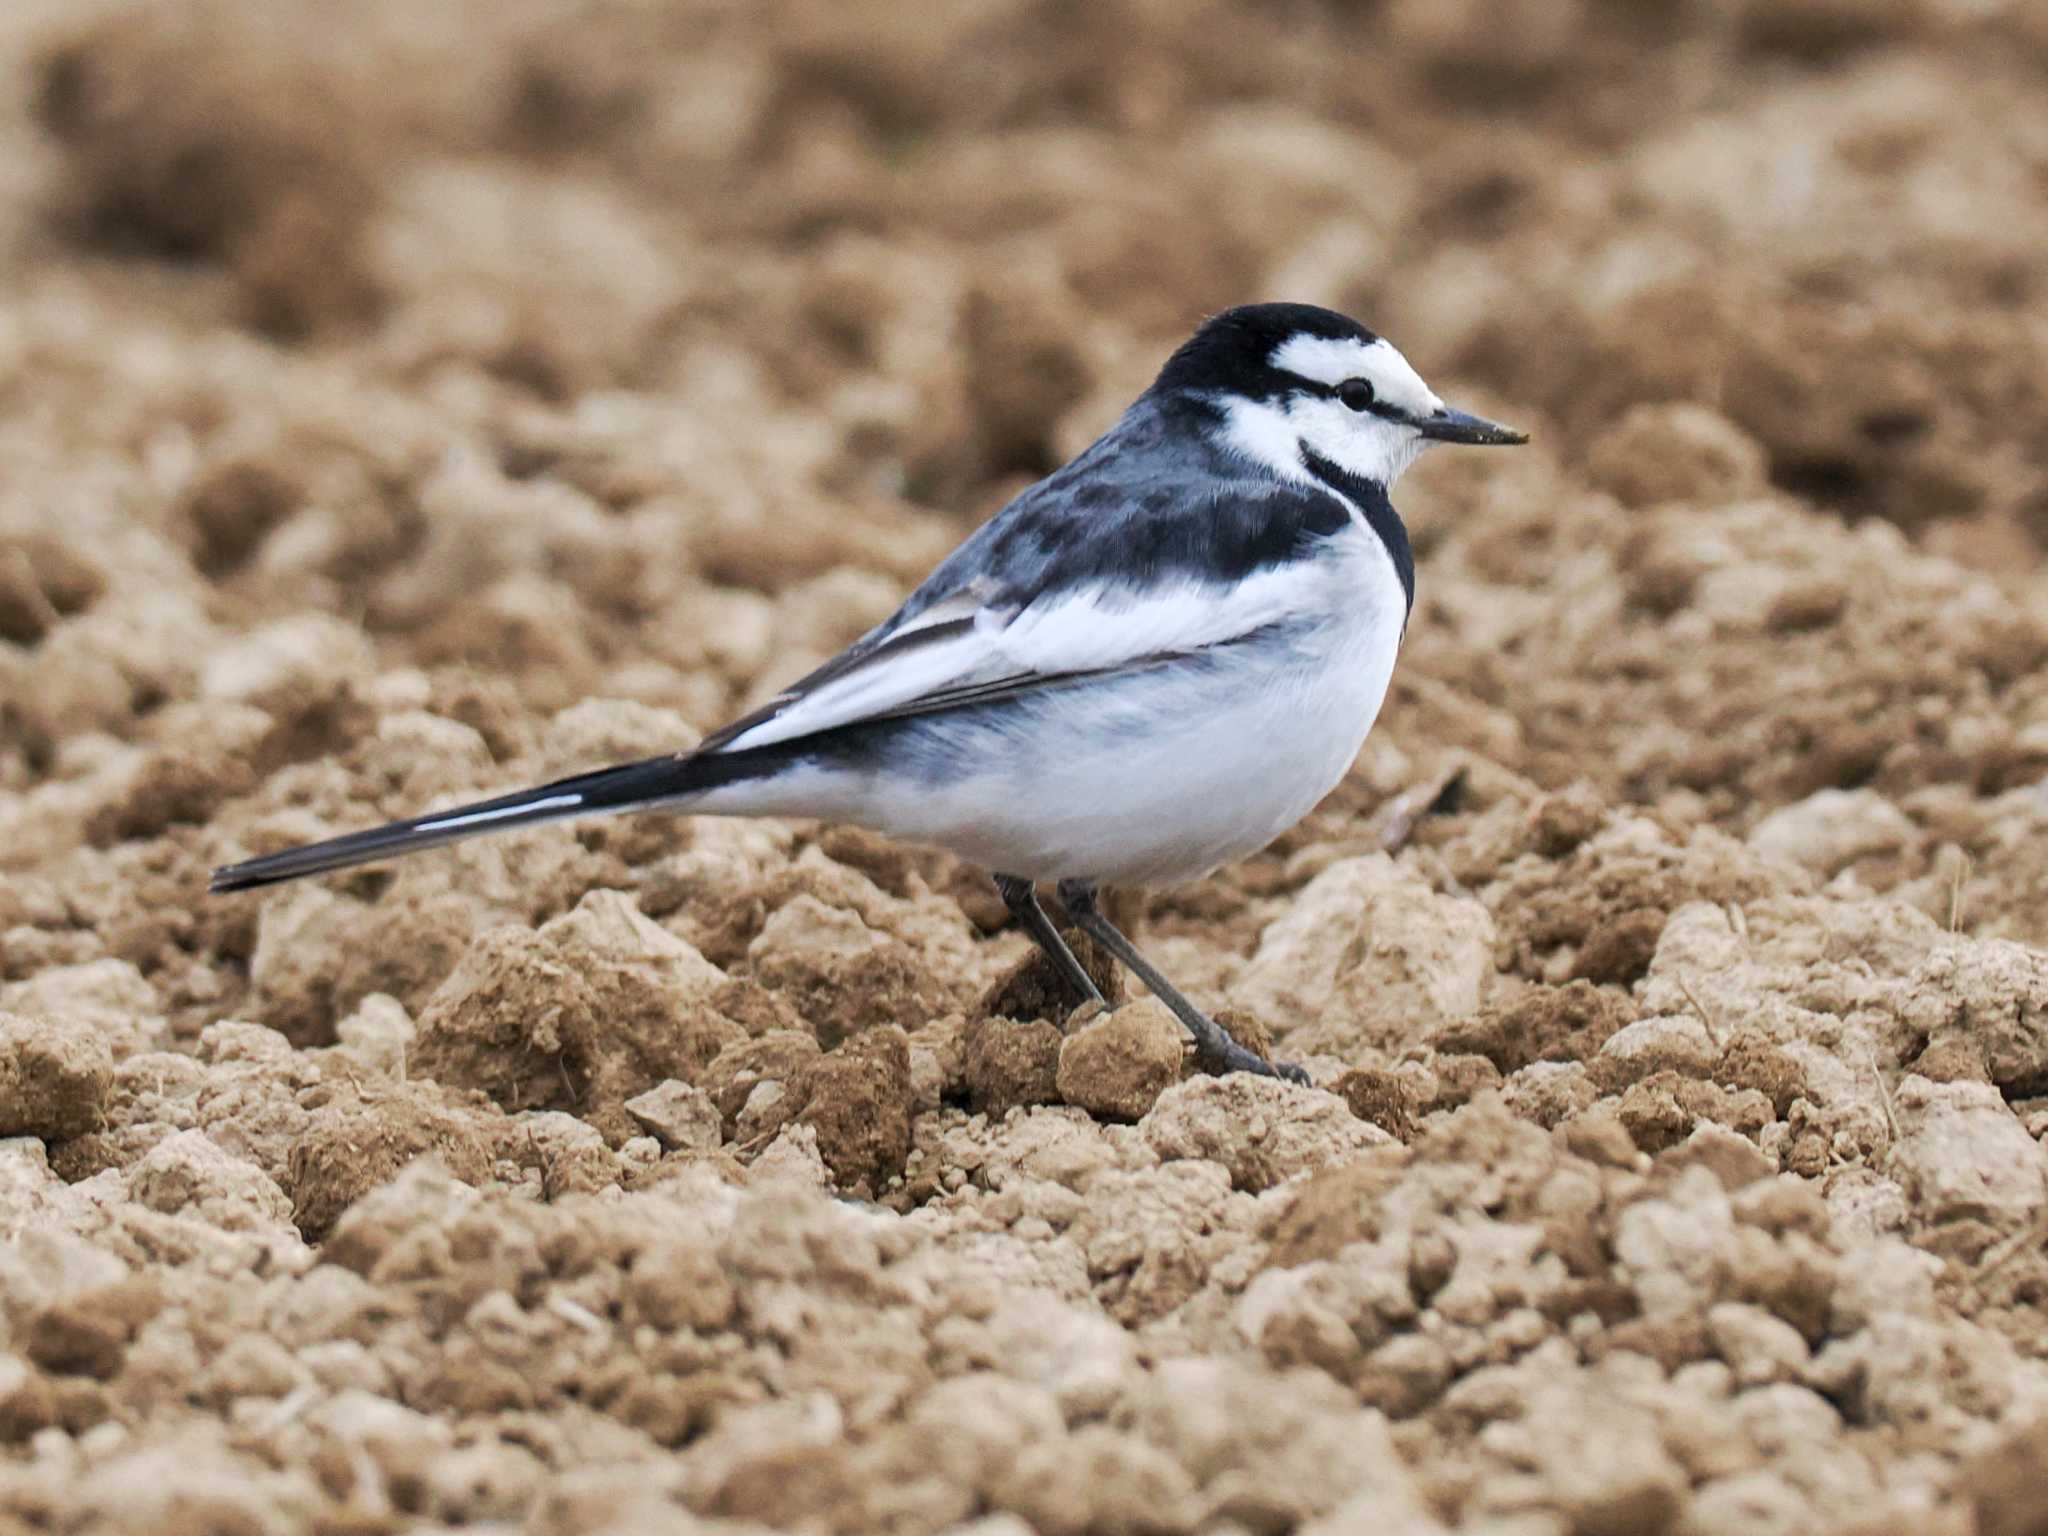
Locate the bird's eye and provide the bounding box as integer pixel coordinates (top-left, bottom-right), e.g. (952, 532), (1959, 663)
(1336, 378), (1377, 412)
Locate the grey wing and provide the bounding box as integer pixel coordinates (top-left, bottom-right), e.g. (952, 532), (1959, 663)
(699, 554), (1320, 757)
(696, 593), (1000, 753)
(701, 409), (1350, 756)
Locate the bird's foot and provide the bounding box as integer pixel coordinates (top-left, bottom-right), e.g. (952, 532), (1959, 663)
(1195, 1031), (1311, 1085)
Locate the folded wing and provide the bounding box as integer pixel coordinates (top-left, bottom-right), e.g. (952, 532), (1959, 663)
(702, 541), (1328, 756)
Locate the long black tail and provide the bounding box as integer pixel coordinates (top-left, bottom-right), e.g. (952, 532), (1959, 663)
(211, 751), (737, 893)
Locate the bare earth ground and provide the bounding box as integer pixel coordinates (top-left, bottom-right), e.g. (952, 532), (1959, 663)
(3, 1), (2048, 1532)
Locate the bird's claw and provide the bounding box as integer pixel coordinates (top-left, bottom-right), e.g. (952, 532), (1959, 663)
(1199, 1036), (1311, 1085)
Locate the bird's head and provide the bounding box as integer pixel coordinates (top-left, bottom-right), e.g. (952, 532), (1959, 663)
(1155, 303), (1525, 489)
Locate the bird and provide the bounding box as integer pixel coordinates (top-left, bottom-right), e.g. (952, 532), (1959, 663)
(212, 302), (1525, 1082)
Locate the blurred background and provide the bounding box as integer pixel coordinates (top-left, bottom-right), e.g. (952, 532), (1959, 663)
(7, 0), (2046, 544)
(4, 0), (2048, 946)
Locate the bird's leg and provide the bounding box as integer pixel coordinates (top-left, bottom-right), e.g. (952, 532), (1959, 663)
(995, 873), (1106, 1009)
(1056, 879), (1309, 1084)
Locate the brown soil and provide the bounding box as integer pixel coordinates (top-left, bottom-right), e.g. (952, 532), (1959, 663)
(3, 1), (2048, 1531)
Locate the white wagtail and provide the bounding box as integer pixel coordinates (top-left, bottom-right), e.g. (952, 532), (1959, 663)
(214, 303), (1525, 1081)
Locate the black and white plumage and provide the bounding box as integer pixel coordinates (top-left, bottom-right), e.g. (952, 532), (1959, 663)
(213, 303), (1525, 1081)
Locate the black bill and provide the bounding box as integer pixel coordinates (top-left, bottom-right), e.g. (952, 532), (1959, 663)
(1417, 405), (1528, 445)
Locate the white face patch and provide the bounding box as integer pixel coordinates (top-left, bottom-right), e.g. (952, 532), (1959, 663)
(1288, 393), (1431, 485)
(1218, 392), (1431, 492)
(1269, 333), (1443, 419)
(1217, 330), (1447, 489)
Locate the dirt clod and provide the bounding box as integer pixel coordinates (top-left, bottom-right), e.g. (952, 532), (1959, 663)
(623, 1078), (724, 1152)
(0, 1010), (112, 1140)
(6, 2), (2048, 1528)
(964, 1014), (1065, 1116)
(285, 1081), (495, 1240)
(1331, 1066), (1420, 1141)
(1438, 980), (1634, 1074)
(976, 927), (1124, 1024)
(409, 893), (741, 1140)
(37, 3), (384, 334)
(1963, 1416), (2048, 1536)
(789, 1025), (914, 1192)
(1055, 1000), (1184, 1121)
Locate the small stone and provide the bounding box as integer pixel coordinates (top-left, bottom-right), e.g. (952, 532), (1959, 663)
(1662, 1122), (1776, 1192)
(1706, 1301), (1809, 1386)
(1489, 1374), (1692, 1534)
(1419, 1052), (1504, 1114)
(1056, 1000), (1184, 1120)
(422, 1440), (545, 1524)
(0, 1011), (112, 1141)
(749, 897), (950, 1046)
(1888, 1076), (2047, 1228)
(27, 1278), (163, 1380)
(126, 1127), (294, 1231)
(988, 1424), (1199, 1536)
(334, 992), (415, 1078)
(194, 1333), (304, 1405)
(701, 1032), (822, 1133)
(1600, 1014), (1721, 1082)
(907, 1039), (948, 1113)
(1718, 1029), (1806, 1118)
(0, 1354), (55, 1443)
(410, 893), (739, 1140)
(624, 1235), (738, 1334)
(1354, 1332), (1455, 1416)
(1529, 781), (1606, 857)
(0, 960), (161, 1060)
(964, 1015), (1063, 1116)
(1912, 1035), (1989, 1085)
(1896, 940), (2048, 1097)
(1233, 854), (1494, 1058)
(1144, 1073), (1389, 1192)
(1562, 1110), (1641, 1169)
(736, 1080), (793, 1144)
(1500, 1061), (1600, 1129)
(1689, 1471), (1814, 1536)
(1438, 980), (1633, 1074)
(1331, 1066), (1418, 1140)
(1962, 1416), (2048, 1536)
(520, 1111), (621, 1197)
(285, 1081), (494, 1241)
(791, 1026), (914, 1191)
(1569, 907), (1667, 986)
(624, 1079), (724, 1152)
(1748, 787), (1912, 877)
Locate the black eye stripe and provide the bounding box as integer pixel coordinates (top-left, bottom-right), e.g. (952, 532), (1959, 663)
(1298, 377), (1401, 420)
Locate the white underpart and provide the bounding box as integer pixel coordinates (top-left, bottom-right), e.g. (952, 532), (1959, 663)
(694, 526), (1410, 885)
